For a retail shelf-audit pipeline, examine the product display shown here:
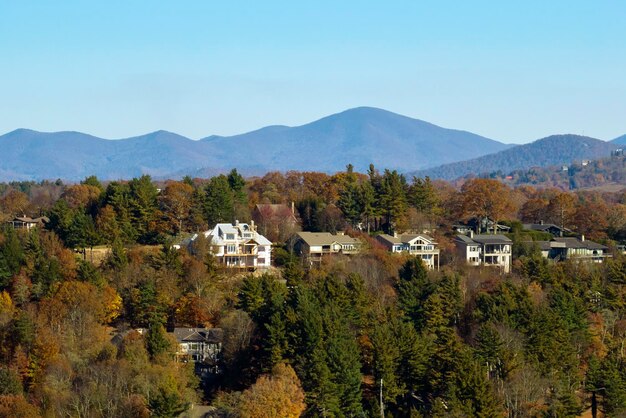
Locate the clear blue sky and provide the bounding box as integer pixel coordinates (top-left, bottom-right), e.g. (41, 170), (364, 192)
(1, 1), (625, 143)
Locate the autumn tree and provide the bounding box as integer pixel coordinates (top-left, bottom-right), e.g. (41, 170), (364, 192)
(159, 181), (193, 234)
(460, 178), (515, 233)
(546, 192), (576, 230)
(234, 363), (306, 418)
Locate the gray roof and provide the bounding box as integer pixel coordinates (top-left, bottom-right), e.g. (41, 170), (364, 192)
(553, 237), (607, 250)
(471, 234), (513, 244)
(523, 223), (571, 233)
(455, 234), (476, 244)
(170, 328), (223, 344)
(295, 231), (361, 246)
(456, 234), (512, 245)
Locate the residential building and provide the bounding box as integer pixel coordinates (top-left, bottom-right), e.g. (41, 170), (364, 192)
(376, 233), (440, 270)
(455, 233), (512, 273)
(523, 222), (571, 237)
(169, 328), (223, 376)
(289, 231), (362, 263)
(180, 221), (272, 270)
(535, 236), (610, 263)
(169, 328), (223, 362)
(7, 215), (48, 230)
(453, 217), (510, 235)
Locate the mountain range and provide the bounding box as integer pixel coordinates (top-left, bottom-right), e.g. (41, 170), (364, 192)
(0, 107), (509, 181)
(411, 134), (620, 180)
(0, 107), (623, 182)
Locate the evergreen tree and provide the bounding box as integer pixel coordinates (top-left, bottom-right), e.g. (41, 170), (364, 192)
(396, 258), (433, 331)
(204, 175), (235, 226)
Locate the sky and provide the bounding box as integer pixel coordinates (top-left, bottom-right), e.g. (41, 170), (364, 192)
(1, 1), (625, 144)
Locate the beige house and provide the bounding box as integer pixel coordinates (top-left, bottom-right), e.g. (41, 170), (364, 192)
(7, 215), (48, 230)
(289, 231), (362, 263)
(376, 233), (440, 270)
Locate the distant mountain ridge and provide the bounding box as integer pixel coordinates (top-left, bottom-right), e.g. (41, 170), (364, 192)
(0, 107), (511, 181)
(612, 134), (626, 145)
(412, 134), (618, 180)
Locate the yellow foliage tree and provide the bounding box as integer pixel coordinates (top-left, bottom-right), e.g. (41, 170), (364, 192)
(236, 363), (306, 418)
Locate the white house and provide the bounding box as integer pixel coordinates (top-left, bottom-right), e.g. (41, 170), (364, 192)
(181, 221), (272, 270)
(376, 233), (440, 270)
(455, 233), (512, 273)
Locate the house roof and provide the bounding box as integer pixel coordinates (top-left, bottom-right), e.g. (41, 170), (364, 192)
(552, 237), (607, 250)
(203, 222), (273, 246)
(523, 223), (571, 233)
(454, 234), (476, 244)
(456, 234), (512, 245)
(295, 231), (361, 246)
(472, 234), (513, 244)
(170, 328), (223, 344)
(11, 216), (49, 224)
(377, 234), (436, 246)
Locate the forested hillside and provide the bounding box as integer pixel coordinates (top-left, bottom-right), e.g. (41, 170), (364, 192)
(415, 135), (617, 181)
(465, 154), (626, 190)
(1, 168), (626, 417)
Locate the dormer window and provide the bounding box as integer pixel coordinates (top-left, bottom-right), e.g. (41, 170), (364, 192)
(226, 234), (235, 240)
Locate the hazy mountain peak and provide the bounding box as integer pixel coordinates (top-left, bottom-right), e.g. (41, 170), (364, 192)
(0, 107), (511, 181)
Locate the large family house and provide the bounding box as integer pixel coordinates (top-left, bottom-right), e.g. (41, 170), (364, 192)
(376, 233), (440, 270)
(536, 236), (610, 263)
(455, 233), (512, 273)
(289, 231), (362, 263)
(179, 221), (272, 270)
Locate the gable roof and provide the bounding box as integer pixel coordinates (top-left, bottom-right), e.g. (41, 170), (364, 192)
(523, 223), (572, 233)
(471, 234), (513, 244)
(170, 328), (223, 344)
(456, 234), (512, 245)
(552, 237), (608, 250)
(295, 231), (361, 246)
(377, 234), (436, 246)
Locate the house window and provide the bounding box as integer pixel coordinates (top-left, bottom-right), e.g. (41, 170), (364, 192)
(243, 233), (252, 238)
(227, 244), (237, 253)
(226, 234), (235, 240)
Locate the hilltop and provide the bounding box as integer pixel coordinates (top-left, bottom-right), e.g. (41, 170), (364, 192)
(0, 107), (509, 181)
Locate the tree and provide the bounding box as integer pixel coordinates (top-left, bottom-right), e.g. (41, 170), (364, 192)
(145, 320), (173, 360)
(0, 190), (30, 217)
(460, 178), (515, 233)
(379, 169), (408, 233)
(337, 164), (362, 228)
(396, 258), (433, 331)
(159, 182), (193, 234)
(204, 175), (234, 226)
(409, 176), (441, 218)
(546, 192), (576, 231)
(234, 363), (306, 418)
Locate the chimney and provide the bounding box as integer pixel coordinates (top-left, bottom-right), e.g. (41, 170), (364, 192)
(540, 220), (544, 225)
(581, 235), (585, 242)
(393, 231), (398, 238)
(250, 220), (255, 231)
(469, 230), (474, 239)
(235, 220), (239, 226)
